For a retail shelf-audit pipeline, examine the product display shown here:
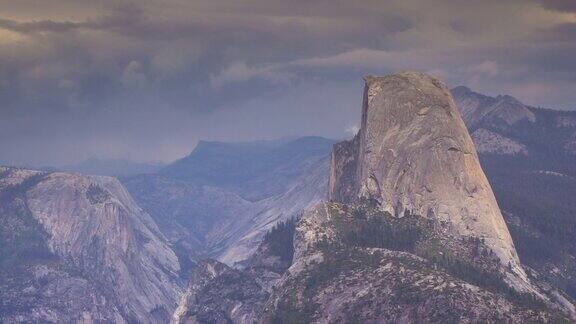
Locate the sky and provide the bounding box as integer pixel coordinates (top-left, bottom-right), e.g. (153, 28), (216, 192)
(0, 0), (575, 166)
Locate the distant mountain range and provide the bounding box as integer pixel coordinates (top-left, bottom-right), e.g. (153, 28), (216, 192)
(123, 136), (334, 271)
(160, 136), (335, 201)
(453, 85), (576, 160)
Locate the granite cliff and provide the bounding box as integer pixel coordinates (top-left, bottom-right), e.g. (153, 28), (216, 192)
(0, 167), (183, 323)
(328, 72), (526, 286)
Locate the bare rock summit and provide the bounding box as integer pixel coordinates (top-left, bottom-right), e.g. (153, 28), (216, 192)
(329, 72), (528, 288)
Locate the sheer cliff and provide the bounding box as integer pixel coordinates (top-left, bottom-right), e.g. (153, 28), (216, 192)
(328, 72), (526, 286)
(0, 167), (183, 323)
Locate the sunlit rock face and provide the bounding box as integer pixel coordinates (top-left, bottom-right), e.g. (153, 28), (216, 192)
(0, 167), (183, 323)
(328, 72), (527, 286)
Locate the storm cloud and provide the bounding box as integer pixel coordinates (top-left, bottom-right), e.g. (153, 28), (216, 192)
(0, 0), (575, 166)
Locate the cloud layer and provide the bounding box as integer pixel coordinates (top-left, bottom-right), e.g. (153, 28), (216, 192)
(0, 0), (575, 165)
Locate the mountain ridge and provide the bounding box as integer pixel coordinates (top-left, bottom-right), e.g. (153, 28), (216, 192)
(123, 136), (334, 268)
(160, 136), (334, 201)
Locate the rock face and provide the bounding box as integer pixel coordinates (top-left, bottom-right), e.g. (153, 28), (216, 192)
(328, 72), (525, 284)
(172, 220), (295, 324)
(171, 260), (268, 324)
(173, 200), (570, 323)
(0, 167), (183, 323)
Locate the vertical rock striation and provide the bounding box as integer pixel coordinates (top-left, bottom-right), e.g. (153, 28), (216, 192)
(328, 72), (528, 288)
(0, 167), (183, 322)
(27, 172), (183, 322)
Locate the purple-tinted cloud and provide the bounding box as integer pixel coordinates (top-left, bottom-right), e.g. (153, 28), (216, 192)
(0, 0), (575, 166)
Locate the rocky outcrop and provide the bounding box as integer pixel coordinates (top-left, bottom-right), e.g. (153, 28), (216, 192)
(172, 260), (268, 324)
(0, 167), (183, 323)
(263, 201), (568, 323)
(0, 168), (124, 323)
(471, 128), (528, 155)
(173, 200), (571, 323)
(171, 220), (296, 324)
(328, 135), (358, 203)
(329, 72), (526, 287)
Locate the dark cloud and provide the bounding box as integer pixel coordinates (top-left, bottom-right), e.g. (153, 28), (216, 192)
(0, 0), (575, 166)
(536, 0), (576, 12)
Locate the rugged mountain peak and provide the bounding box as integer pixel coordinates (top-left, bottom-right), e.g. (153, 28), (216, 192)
(329, 72), (528, 287)
(451, 85), (473, 95)
(451, 86), (535, 129)
(496, 94), (522, 105)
